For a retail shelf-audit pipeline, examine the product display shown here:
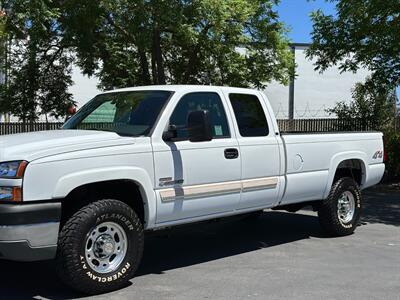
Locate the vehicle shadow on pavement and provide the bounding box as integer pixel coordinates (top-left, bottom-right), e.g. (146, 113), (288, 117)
(0, 211), (324, 299)
(0, 188), (397, 299)
(138, 211), (326, 277)
(362, 189), (400, 227)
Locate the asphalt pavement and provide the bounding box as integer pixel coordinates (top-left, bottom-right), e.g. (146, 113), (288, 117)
(0, 188), (399, 300)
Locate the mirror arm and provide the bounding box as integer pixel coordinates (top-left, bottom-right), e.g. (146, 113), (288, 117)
(162, 131), (174, 141)
(162, 125), (178, 141)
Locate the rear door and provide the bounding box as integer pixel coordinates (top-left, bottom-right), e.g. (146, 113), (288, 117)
(224, 91), (282, 209)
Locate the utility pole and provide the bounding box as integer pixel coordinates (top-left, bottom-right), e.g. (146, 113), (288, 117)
(288, 45), (295, 121)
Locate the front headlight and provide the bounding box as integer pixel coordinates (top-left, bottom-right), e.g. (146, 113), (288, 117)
(0, 161), (28, 178)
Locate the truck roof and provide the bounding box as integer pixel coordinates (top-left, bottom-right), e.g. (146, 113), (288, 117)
(101, 85), (259, 95)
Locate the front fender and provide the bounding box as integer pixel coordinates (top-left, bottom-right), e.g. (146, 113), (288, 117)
(52, 166), (156, 228)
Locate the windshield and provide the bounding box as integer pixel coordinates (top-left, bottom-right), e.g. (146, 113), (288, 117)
(63, 90), (172, 136)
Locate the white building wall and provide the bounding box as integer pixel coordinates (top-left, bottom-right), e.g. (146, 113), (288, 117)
(263, 79), (290, 119)
(263, 45), (370, 119)
(69, 66), (102, 108)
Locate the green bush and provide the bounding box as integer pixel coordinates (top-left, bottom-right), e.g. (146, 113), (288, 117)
(327, 79), (396, 132)
(383, 130), (400, 179)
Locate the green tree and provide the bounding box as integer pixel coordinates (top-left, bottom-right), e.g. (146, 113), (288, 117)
(61, 0), (294, 90)
(1, 0), (74, 122)
(0, 8), (5, 45)
(308, 0), (399, 134)
(0, 5), (6, 50)
(307, 0), (400, 88)
(0, 4), (8, 115)
(327, 78), (396, 130)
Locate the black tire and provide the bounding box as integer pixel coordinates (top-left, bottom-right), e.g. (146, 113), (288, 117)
(56, 199), (144, 295)
(318, 177), (362, 236)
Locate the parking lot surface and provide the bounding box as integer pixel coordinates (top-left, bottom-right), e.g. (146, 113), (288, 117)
(1, 188), (399, 300)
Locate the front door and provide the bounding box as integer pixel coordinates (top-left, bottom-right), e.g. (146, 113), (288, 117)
(152, 90), (241, 223)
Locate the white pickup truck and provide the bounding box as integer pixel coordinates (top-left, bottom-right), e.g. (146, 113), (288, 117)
(0, 85), (384, 294)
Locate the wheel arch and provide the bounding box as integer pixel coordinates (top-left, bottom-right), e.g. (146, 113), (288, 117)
(53, 167), (156, 229)
(323, 152), (368, 199)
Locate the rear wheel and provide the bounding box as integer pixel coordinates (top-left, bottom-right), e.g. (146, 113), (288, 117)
(318, 177), (362, 236)
(56, 199), (144, 295)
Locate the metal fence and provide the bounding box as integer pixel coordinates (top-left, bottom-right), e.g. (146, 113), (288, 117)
(0, 122), (63, 135)
(277, 118), (376, 132)
(0, 118), (379, 136)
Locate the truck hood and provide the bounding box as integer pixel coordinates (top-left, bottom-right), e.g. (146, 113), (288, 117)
(0, 129), (137, 162)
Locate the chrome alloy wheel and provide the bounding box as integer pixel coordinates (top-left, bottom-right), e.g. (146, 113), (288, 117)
(85, 222), (128, 274)
(337, 191), (355, 223)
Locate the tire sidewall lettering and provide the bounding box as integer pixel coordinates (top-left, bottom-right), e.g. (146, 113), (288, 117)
(96, 213), (135, 231)
(57, 200), (144, 294)
(80, 210), (135, 282)
(80, 254), (132, 283)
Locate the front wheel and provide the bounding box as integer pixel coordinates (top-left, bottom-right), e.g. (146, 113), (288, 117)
(56, 199), (144, 295)
(317, 177), (362, 236)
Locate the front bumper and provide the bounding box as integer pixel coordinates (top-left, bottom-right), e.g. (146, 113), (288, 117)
(0, 202), (61, 261)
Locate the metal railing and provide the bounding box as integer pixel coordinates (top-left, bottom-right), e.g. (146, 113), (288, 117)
(0, 118), (379, 136)
(0, 122), (63, 135)
(277, 118), (376, 132)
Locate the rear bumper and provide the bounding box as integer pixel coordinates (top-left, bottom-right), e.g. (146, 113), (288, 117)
(0, 202), (61, 261)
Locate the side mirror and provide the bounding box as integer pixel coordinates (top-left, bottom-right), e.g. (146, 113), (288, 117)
(162, 125), (178, 141)
(187, 110), (213, 142)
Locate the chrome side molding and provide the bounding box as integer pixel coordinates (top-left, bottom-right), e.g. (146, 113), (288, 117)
(159, 176), (278, 202)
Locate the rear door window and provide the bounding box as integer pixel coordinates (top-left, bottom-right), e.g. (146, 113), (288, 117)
(229, 93), (269, 137)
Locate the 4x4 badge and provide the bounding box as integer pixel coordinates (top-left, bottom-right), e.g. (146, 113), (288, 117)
(372, 150), (383, 159)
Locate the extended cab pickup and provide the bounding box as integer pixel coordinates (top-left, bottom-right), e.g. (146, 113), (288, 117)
(0, 85), (384, 294)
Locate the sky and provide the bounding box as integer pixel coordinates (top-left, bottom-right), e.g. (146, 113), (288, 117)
(277, 0), (400, 101)
(276, 0), (336, 43)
